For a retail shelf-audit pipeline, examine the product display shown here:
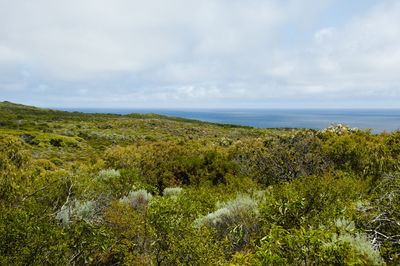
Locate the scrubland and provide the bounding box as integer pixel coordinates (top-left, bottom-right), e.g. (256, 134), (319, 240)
(1, 101), (400, 265)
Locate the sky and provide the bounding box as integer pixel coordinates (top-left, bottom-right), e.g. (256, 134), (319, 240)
(0, 0), (399, 109)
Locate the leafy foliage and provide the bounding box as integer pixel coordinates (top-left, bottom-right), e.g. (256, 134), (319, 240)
(1, 101), (400, 264)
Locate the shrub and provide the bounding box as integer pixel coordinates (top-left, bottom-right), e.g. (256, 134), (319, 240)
(94, 169), (120, 183)
(75, 201), (96, 221)
(232, 131), (330, 185)
(104, 145), (139, 169)
(255, 225), (376, 265)
(92, 169), (140, 198)
(320, 129), (393, 181)
(56, 205), (72, 225)
(259, 173), (363, 229)
(56, 200), (98, 225)
(119, 189), (152, 212)
(195, 207), (233, 231)
(195, 194), (260, 252)
(357, 173), (400, 261)
(334, 233), (383, 265)
(0, 136), (31, 203)
(319, 123), (360, 135)
(195, 195), (258, 230)
(332, 217), (383, 265)
(163, 187), (183, 198)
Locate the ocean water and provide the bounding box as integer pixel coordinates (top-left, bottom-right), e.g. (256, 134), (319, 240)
(58, 108), (400, 133)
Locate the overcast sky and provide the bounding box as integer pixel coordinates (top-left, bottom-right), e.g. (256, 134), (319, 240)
(0, 0), (399, 108)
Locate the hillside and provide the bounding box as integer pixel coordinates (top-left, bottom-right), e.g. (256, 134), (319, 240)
(1, 102), (400, 264)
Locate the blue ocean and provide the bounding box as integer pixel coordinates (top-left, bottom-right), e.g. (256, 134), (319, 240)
(57, 108), (400, 133)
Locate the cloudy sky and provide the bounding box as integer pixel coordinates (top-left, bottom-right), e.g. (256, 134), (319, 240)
(0, 0), (399, 108)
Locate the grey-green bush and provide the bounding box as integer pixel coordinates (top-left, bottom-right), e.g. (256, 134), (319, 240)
(119, 189), (152, 212)
(163, 187), (183, 198)
(56, 200), (97, 225)
(194, 194), (260, 252)
(94, 169), (120, 183)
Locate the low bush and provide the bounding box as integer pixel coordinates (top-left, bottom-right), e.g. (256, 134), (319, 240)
(119, 189), (152, 212)
(163, 187), (183, 198)
(254, 224), (381, 265)
(56, 200), (99, 225)
(195, 194), (261, 253)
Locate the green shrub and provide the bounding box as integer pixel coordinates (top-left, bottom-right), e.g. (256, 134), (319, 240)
(332, 218), (383, 265)
(232, 131), (330, 185)
(357, 172), (400, 261)
(0, 136), (31, 203)
(259, 173), (364, 229)
(320, 129), (394, 182)
(255, 225), (376, 265)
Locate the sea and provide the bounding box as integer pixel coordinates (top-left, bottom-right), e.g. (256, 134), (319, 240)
(57, 108), (400, 133)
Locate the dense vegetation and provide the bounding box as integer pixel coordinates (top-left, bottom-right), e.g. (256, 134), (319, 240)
(1, 101), (400, 265)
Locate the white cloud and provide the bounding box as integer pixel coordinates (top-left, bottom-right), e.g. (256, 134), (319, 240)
(0, 0), (399, 107)
(0, 0), (294, 81)
(265, 0), (400, 100)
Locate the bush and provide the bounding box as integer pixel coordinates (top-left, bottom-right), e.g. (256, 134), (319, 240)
(106, 142), (238, 193)
(254, 225), (378, 265)
(94, 169), (120, 183)
(56, 200), (98, 225)
(332, 218), (383, 265)
(195, 194), (260, 253)
(357, 173), (400, 261)
(104, 145), (139, 169)
(163, 187), (183, 198)
(320, 129), (393, 182)
(319, 123), (360, 135)
(119, 189), (152, 212)
(92, 169), (140, 198)
(232, 131), (330, 185)
(75, 201), (97, 221)
(259, 173), (364, 229)
(0, 136), (31, 203)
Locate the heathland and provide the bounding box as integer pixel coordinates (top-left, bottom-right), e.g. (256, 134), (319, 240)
(1, 101), (400, 264)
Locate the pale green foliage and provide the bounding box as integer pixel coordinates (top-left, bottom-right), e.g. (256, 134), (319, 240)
(163, 187), (183, 198)
(56, 200), (97, 225)
(119, 189), (152, 211)
(195, 194), (258, 230)
(250, 190), (267, 203)
(194, 207), (233, 229)
(216, 194), (258, 213)
(354, 200), (370, 211)
(339, 233), (383, 265)
(56, 205), (72, 225)
(194, 194), (260, 252)
(95, 169), (120, 183)
(331, 218), (383, 265)
(335, 217), (356, 233)
(75, 200), (96, 221)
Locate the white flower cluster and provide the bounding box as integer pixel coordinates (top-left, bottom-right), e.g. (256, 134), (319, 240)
(320, 123), (360, 135)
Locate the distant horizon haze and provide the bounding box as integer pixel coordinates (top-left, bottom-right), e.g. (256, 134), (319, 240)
(53, 107), (400, 133)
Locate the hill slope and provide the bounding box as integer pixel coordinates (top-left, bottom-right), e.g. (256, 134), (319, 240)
(1, 101), (399, 264)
